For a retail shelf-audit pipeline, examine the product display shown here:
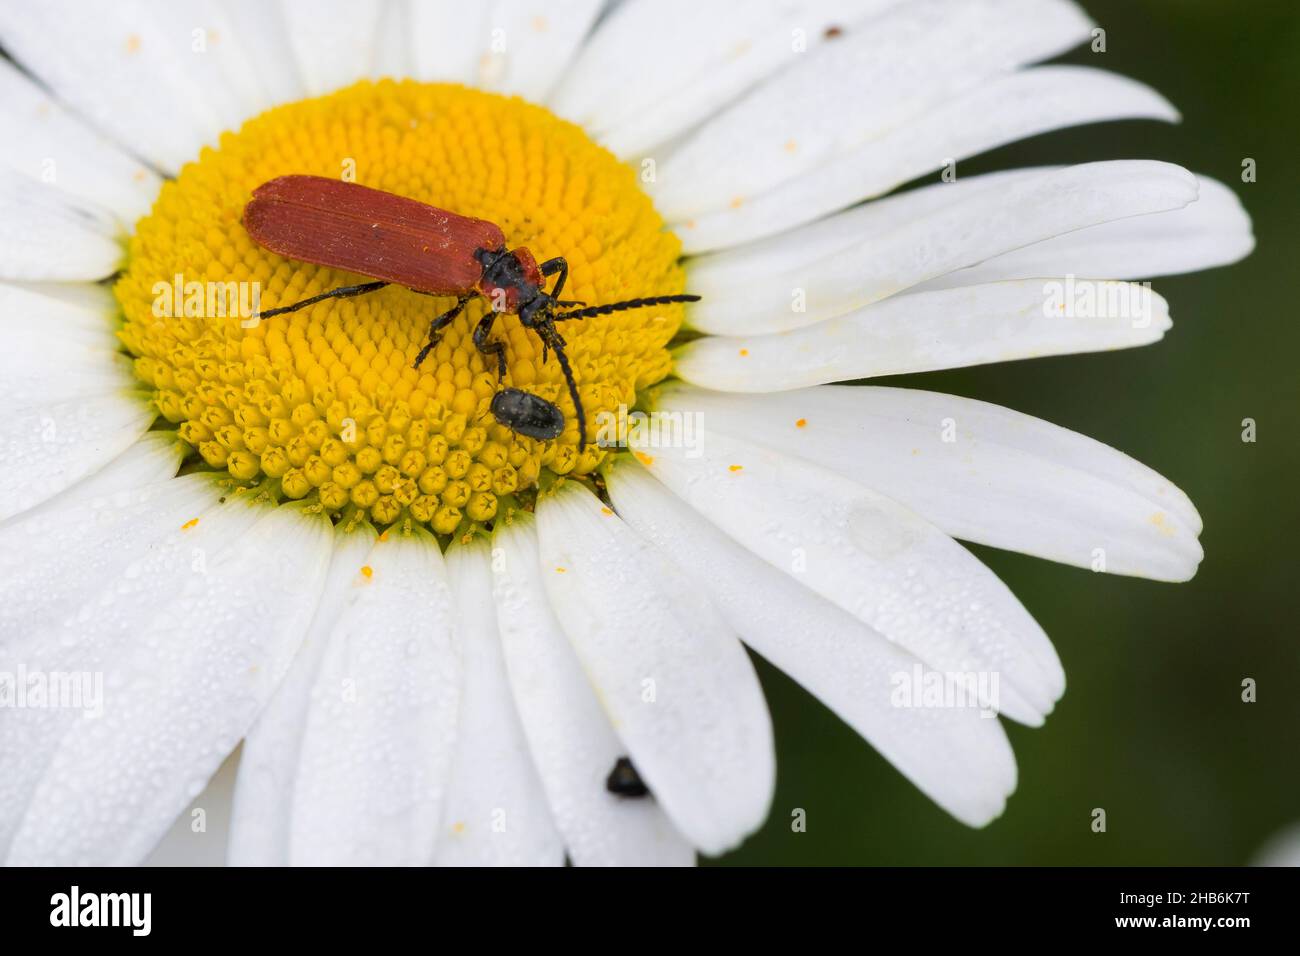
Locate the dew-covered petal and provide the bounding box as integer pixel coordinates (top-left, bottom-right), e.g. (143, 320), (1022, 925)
(0, 468), (218, 859)
(0, 176), (122, 281)
(655, 383), (1203, 581)
(0, 58), (161, 226)
(536, 481), (774, 855)
(492, 515), (694, 865)
(606, 458), (1018, 827)
(919, 176), (1255, 289)
(674, 279), (1172, 389)
(554, 0), (893, 157)
(672, 66), (1178, 251)
(227, 526), (377, 866)
(433, 539), (563, 866)
(0, 282), (135, 408)
(0, 390), (156, 524)
(3, 500), (332, 866)
(0, 438), (190, 649)
(685, 161), (1199, 335)
(412, 0), (603, 101)
(628, 427), (1064, 725)
(283, 528), (460, 866)
(0, 0), (261, 173)
(651, 0), (1094, 232)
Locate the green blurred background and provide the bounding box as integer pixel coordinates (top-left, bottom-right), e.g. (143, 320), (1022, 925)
(719, 0), (1300, 866)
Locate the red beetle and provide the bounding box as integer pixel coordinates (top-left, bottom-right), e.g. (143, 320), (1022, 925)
(243, 175), (699, 449)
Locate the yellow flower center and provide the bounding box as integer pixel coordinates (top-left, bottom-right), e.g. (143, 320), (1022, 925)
(115, 80), (687, 536)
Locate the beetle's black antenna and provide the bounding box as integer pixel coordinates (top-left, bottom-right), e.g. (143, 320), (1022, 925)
(253, 280), (389, 320)
(537, 322), (586, 452)
(552, 293), (700, 322)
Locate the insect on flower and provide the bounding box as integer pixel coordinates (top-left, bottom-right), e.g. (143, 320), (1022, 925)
(242, 175), (700, 450)
(605, 756), (650, 798)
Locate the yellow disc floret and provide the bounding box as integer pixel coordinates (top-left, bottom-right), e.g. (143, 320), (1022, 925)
(115, 80), (687, 537)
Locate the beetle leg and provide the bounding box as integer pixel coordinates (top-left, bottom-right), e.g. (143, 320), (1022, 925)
(472, 311), (508, 382)
(412, 294), (471, 370)
(538, 256), (569, 301)
(254, 280), (388, 320)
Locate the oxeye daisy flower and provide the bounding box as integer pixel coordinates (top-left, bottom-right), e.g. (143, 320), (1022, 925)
(0, 0), (1252, 867)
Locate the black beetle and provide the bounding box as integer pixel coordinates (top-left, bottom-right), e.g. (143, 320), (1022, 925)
(605, 756), (650, 798)
(490, 387), (566, 441)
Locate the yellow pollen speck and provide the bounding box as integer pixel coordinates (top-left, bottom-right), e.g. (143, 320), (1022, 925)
(1149, 512), (1176, 536)
(601, 506), (613, 516)
(728, 464), (743, 473)
(531, 16), (548, 32)
(634, 451), (655, 467)
(738, 348), (749, 357)
(114, 81), (689, 543)
(555, 566), (567, 574)
(795, 418), (807, 428)
(729, 196), (745, 209)
(360, 565), (373, 579)
(784, 139), (798, 154)
(125, 33), (141, 54)
(181, 517), (200, 530)
(452, 822), (465, 834)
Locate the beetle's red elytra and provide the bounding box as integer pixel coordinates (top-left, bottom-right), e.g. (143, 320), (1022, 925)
(242, 175), (700, 451)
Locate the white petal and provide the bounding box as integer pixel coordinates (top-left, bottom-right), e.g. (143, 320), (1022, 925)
(655, 383), (1203, 581)
(553, 0), (893, 156)
(224, 0), (308, 106)
(0, 175), (122, 281)
(0, 438), (189, 649)
(651, 0), (1093, 229)
(282, 0), (383, 96)
(0, 473), (234, 858)
(0, 390), (156, 524)
(685, 167), (1040, 283)
(409, 1), (490, 85)
(626, 427), (1064, 724)
(0, 58), (161, 226)
(0, 282), (135, 408)
(919, 176), (1255, 289)
(536, 480), (774, 855)
(285, 527), (461, 866)
(675, 279), (1171, 388)
(492, 515), (694, 865)
(4, 500), (333, 866)
(370, 0), (412, 79)
(410, 0), (600, 95)
(434, 539), (564, 866)
(138, 0), (289, 130)
(605, 458), (1018, 826)
(673, 66), (1179, 251)
(227, 526), (377, 866)
(685, 161), (1199, 334)
(0, 0), (237, 173)
(483, 0), (605, 100)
